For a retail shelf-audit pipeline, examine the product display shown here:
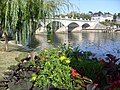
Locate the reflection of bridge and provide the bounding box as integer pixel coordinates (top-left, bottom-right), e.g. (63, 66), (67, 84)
(35, 18), (107, 34)
(113, 28), (120, 32)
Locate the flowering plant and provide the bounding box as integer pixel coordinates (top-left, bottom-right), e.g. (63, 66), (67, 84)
(0, 45), (120, 90)
(33, 48), (73, 89)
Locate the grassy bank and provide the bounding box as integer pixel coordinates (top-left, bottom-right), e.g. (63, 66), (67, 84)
(0, 41), (27, 81)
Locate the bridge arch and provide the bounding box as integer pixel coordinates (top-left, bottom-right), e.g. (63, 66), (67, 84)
(82, 23), (90, 29)
(46, 21), (64, 32)
(68, 22), (79, 32)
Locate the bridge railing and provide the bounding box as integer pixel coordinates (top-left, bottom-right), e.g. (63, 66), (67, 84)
(45, 17), (97, 22)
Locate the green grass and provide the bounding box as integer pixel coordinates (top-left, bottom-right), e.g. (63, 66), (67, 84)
(0, 41), (28, 81)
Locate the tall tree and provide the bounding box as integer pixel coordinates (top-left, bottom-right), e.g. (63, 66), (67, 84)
(113, 13), (117, 22)
(0, 0), (70, 51)
(88, 11), (93, 15)
(118, 13), (120, 18)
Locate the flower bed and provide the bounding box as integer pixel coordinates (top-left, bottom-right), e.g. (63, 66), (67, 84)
(0, 44), (120, 90)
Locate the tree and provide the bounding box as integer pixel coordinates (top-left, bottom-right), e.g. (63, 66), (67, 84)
(0, 0), (70, 51)
(118, 13), (120, 18)
(113, 13), (117, 22)
(88, 11), (93, 15)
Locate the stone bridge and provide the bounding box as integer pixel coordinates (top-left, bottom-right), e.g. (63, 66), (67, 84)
(35, 18), (106, 34)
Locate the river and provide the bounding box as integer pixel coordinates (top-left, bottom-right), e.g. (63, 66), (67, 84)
(29, 32), (120, 58)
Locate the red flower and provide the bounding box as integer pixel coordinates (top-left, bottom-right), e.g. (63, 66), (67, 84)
(109, 80), (120, 89)
(106, 54), (116, 61)
(99, 59), (105, 62)
(71, 68), (78, 77)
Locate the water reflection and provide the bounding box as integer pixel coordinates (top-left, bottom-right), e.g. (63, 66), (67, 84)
(34, 34), (49, 49)
(52, 33), (68, 44)
(31, 32), (120, 57)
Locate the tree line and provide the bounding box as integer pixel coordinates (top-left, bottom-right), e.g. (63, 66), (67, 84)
(55, 12), (92, 20)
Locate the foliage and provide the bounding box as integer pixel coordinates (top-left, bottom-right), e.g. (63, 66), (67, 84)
(55, 12), (92, 20)
(0, 0), (71, 51)
(76, 61), (104, 82)
(71, 68), (93, 89)
(66, 12), (92, 20)
(0, 45), (120, 90)
(60, 45), (104, 83)
(0, 0), (70, 31)
(33, 48), (73, 89)
(99, 12), (120, 27)
(100, 20), (120, 26)
(0, 51), (43, 90)
(118, 13), (120, 18)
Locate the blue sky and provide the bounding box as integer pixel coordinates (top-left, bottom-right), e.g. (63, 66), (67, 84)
(68, 0), (120, 14)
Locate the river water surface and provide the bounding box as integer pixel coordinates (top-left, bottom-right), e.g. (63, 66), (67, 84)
(29, 32), (120, 58)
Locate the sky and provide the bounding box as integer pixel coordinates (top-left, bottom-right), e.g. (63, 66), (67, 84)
(67, 0), (120, 14)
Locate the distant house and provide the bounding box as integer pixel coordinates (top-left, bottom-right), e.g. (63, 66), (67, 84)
(91, 12), (113, 22)
(116, 16), (120, 22)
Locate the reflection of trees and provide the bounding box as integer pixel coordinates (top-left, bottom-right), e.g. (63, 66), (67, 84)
(68, 33), (82, 42)
(33, 34), (49, 49)
(28, 35), (40, 49)
(29, 33), (120, 56)
(52, 33), (68, 44)
(33, 34), (68, 49)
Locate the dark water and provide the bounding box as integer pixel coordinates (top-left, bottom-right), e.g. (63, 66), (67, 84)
(29, 32), (120, 58)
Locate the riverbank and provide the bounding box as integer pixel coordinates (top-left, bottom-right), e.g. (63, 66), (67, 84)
(0, 41), (28, 81)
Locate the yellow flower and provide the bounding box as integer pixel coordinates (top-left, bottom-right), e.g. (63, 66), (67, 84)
(53, 48), (56, 50)
(66, 59), (70, 64)
(58, 50), (62, 53)
(60, 56), (66, 61)
(44, 49), (48, 52)
(69, 46), (73, 50)
(32, 74), (37, 81)
(47, 40), (51, 43)
(32, 76), (36, 81)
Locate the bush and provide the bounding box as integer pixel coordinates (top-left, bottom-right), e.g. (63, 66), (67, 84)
(33, 48), (73, 89)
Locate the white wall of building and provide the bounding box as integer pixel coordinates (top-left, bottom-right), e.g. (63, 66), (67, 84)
(116, 17), (120, 22)
(91, 16), (113, 22)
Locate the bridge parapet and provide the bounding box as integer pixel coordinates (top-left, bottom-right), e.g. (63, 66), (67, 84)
(45, 17), (93, 22)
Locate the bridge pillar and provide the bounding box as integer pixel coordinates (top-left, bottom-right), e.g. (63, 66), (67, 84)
(55, 26), (68, 33)
(71, 26), (82, 33)
(35, 26), (47, 34)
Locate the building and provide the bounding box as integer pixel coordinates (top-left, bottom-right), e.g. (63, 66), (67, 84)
(116, 17), (120, 22)
(91, 12), (113, 22)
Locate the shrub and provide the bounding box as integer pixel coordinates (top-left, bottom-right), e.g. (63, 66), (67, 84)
(33, 48), (73, 89)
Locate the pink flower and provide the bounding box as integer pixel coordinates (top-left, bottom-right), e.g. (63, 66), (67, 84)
(91, 83), (99, 90)
(94, 83), (99, 87)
